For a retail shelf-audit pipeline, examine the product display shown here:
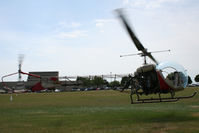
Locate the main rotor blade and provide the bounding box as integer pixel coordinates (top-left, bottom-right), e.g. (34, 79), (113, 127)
(116, 9), (145, 51)
(116, 9), (159, 64)
(146, 52), (158, 64)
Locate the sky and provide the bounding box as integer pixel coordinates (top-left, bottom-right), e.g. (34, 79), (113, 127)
(0, 0), (199, 82)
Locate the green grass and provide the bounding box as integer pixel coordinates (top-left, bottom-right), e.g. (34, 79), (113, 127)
(0, 87), (199, 133)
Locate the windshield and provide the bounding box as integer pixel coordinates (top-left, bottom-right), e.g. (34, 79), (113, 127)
(156, 61), (188, 89)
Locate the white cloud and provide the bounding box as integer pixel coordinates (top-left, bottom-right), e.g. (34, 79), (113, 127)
(57, 30), (88, 38)
(123, 0), (183, 9)
(53, 21), (89, 39)
(95, 19), (115, 27)
(58, 21), (81, 29)
(122, 0), (129, 5)
(94, 19), (115, 32)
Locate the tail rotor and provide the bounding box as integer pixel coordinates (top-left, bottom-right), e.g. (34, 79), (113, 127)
(18, 54), (24, 82)
(17, 54), (24, 90)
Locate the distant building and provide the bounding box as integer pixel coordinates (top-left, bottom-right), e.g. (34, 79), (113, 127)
(0, 71), (82, 92)
(26, 71), (59, 90)
(27, 71), (59, 82)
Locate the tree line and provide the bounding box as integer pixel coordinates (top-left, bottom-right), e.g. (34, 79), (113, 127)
(76, 74), (199, 88)
(76, 76), (131, 88)
(189, 74), (199, 84)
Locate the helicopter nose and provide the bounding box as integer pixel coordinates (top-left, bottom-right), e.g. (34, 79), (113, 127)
(156, 61), (188, 89)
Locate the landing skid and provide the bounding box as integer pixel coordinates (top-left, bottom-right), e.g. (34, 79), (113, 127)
(130, 91), (197, 104)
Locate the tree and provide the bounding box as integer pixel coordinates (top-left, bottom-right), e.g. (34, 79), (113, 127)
(103, 79), (109, 86)
(121, 76), (131, 87)
(76, 76), (109, 88)
(109, 81), (120, 88)
(92, 76), (105, 88)
(76, 77), (91, 87)
(188, 76), (192, 84)
(194, 74), (199, 82)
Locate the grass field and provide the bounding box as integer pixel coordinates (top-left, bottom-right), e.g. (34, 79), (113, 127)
(0, 87), (199, 133)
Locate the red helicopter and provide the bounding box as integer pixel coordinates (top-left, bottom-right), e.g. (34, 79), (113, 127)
(1, 55), (58, 93)
(116, 9), (197, 104)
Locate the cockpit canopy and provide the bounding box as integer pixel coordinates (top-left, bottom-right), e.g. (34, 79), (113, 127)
(156, 61), (188, 89)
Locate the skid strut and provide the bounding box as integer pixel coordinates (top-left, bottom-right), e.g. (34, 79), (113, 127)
(130, 91), (197, 104)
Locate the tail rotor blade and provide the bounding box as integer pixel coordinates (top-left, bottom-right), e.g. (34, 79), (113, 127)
(18, 54), (24, 81)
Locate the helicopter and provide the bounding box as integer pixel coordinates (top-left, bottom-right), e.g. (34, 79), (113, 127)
(1, 54), (59, 93)
(1, 54), (27, 93)
(116, 9), (197, 104)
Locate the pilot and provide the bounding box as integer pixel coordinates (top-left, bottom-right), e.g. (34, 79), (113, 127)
(174, 72), (179, 87)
